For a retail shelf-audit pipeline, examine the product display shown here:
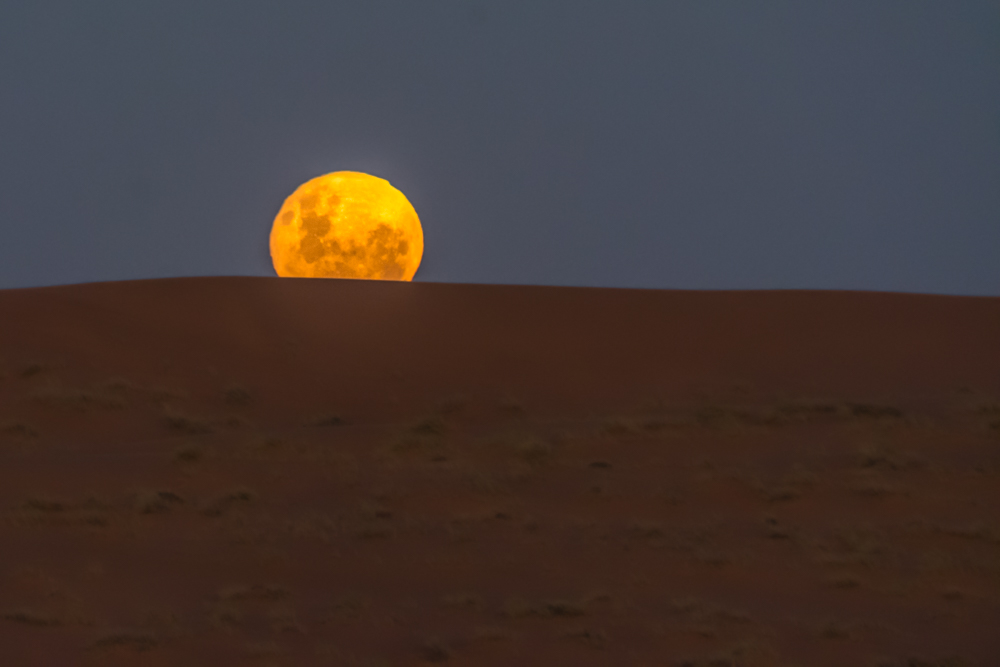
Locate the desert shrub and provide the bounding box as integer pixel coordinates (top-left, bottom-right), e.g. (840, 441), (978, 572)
(20, 363), (46, 378)
(420, 638), (452, 662)
(2, 609), (61, 626)
(172, 443), (205, 463)
(1, 422), (37, 438)
(134, 490), (184, 514)
(313, 414), (344, 426)
(90, 631), (158, 651)
(216, 583), (289, 603)
(441, 592), (484, 610)
(515, 436), (552, 463)
(410, 415), (447, 436)
(847, 403), (903, 419)
(435, 394), (468, 415)
(22, 497), (68, 512)
(776, 402), (843, 418)
(200, 487), (256, 516)
(29, 383), (125, 409)
(499, 398), (524, 415)
(223, 384), (252, 406)
(601, 418), (640, 436)
(501, 597), (586, 618)
(163, 406), (212, 434)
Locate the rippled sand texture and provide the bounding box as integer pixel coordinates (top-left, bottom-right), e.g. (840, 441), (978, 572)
(0, 277), (998, 666)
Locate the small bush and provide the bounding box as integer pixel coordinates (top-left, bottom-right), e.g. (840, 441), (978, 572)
(472, 625), (512, 642)
(562, 626), (608, 649)
(776, 402), (842, 419)
(601, 418), (640, 436)
(875, 656), (971, 667)
(200, 487), (256, 516)
(22, 497), (69, 512)
(763, 516), (793, 540)
(501, 597), (586, 618)
(499, 398), (524, 415)
(543, 600), (587, 617)
(629, 520), (665, 540)
(313, 414), (344, 426)
(820, 620), (852, 639)
(134, 490), (184, 514)
(90, 631), (158, 652)
(100, 377), (135, 395)
(225, 415), (251, 429)
(847, 403), (903, 419)
(420, 638), (452, 662)
(20, 363), (46, 378)
(355, 524), (394, 539)
(858, 444), (925, 471)
(268, 607), (305, 634)
(441, 592), (484, 610)
(1, 422), (37, 438)
(163, 406), (212, 434)
(173, 443), (205, 463)
(825, 573), (862, 589)
(410, 416), (447, 436)
(852, 473), (903, 498)
(324, 595), (368, 620)
(251, 435), (283, 451)
(243, 641), (281, 656)
(223, 384), (252, 406)
(2, 609), (62, 626)
(515, 436), (552, 463)
(29, 383), (125, 409)
(216, 583), (289, 603)
(975, 402), (1000, 416)
(436, 394), (468, 415)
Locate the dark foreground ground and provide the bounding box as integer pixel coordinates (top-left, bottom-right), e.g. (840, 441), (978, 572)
(0, 277), (998, 666)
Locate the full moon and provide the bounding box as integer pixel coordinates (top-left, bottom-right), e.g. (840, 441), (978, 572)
(269, 171), (423, 281)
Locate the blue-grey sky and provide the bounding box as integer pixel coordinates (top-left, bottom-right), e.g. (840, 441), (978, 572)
(1, 1), (997, 294)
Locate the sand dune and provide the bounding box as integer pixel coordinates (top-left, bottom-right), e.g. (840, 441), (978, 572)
(0, 277), (998, 665)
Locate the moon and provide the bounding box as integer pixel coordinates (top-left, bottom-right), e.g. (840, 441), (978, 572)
(269, 171), (423, 281)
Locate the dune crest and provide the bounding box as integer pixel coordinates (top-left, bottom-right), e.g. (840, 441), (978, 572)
(0, 278), (997, 665)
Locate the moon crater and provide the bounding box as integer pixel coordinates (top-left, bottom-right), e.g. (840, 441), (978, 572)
(270, 172), (423, 281)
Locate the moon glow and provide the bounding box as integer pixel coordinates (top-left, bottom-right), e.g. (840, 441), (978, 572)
(270, 171), (423, 281)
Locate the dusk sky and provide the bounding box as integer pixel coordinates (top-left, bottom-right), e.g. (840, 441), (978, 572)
(1, 1), (997, 295)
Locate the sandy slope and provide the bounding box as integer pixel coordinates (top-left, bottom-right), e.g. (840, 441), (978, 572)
(0, 277), (998, 666)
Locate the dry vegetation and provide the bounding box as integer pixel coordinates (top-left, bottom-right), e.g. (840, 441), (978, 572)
(28, 381), (127, 410)
(2, 609), (62, 627)
(132, 489), (184, 514)
(162, 405), (213, 434)
(0, 421), (37, 438)
(500, 596), (589, 619)
(88, 630), (158, 652)
(222, 383), (252, 407)
(199, 487), (257, 517)
(0, 271), (997, 667)
(2, 373), (997, 665)
(172, 442), (207, 463)
(311, 413), (344, 427)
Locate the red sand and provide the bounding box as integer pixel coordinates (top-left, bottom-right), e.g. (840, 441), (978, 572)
(0, 277), (998, 666)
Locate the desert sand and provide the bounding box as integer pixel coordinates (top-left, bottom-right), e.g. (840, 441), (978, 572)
(0, 276), (998, 666)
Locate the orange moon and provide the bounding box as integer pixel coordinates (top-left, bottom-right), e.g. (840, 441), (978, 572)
(269, 171), (423, 281)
